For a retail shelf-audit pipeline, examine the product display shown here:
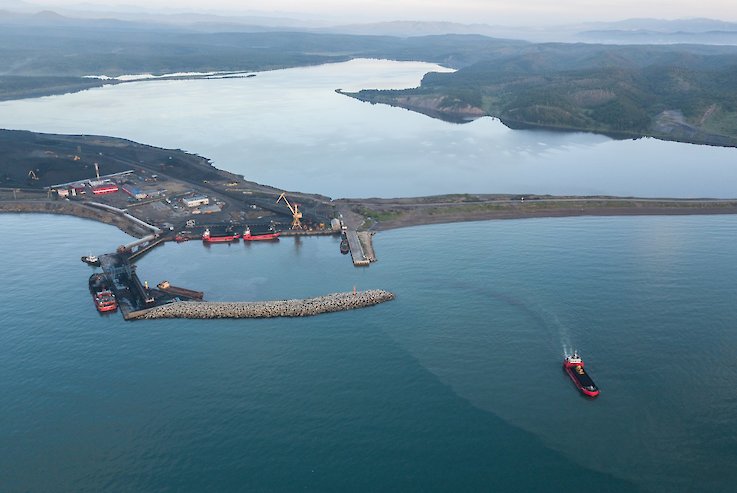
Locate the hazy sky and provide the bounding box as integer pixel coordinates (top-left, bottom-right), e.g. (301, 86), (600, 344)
(32, 0), (737, 24)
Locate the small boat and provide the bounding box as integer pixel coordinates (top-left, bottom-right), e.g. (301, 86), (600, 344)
(88, 273), (118, 313)
(175, 232), (191, 242)
(563, 351), (600, 397)
(243, 226), (280, 241)
(202, 227), (240, 243)
(81, 254), (100, 266)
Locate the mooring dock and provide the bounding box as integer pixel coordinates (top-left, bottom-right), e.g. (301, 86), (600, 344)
(157, 281), (204, 300)
(345, 229), (370, 266)
(98, 253), (201, 319)
(357, 231), (376, 262)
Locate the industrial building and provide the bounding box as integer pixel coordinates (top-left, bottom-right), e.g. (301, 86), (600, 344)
(92, 183), (119, 195)
(121, 186), (148, 200)
(183, 195), (209, 208)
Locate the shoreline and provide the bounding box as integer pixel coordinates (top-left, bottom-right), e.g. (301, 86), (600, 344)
(5, 197), (737, 239)
(371, 204), (737, 231)
(0, 200), (149, 238)
(342, 91), (737, 149)
(335, 195), (737, 231)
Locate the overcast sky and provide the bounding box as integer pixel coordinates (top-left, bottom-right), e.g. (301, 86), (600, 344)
(31, 0), (737, 25)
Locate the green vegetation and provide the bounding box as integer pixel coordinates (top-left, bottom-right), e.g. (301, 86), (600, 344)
(352, 206), (405, 222)
(0, 24), (522, 100)
(351, 44), (737, 146)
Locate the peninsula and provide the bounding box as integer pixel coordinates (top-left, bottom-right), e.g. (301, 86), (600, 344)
(3, 129), (737, 237)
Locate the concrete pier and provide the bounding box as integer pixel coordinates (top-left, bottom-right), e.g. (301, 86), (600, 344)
(357, 231), (376, 262)
(128, 289), (394, 319)
(345, 229), (370, 266)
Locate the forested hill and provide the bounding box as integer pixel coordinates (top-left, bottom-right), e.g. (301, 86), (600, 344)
(347, 43), (737, 147)
(2, 13), (737, 146)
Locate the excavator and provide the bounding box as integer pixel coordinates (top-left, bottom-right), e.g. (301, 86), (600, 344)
(276, 192), (303, 229)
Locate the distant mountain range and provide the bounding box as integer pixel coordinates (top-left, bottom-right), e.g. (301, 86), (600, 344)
(2, 5), (737, 44)
(573, 18), (737, 44)
(576, 29), (737, 44)
(323, 18), (737, 44)
(578, 18), (737, 33)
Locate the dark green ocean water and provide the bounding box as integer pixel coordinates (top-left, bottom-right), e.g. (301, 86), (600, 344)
(3, 213), (737, 492)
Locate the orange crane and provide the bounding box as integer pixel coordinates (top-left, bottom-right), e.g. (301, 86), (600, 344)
(276, 192), (303, 229)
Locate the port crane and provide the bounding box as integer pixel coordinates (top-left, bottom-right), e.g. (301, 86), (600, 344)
(276, 192), (303, 229)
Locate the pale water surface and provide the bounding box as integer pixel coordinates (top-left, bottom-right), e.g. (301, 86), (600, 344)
(0, 59), (735, 198)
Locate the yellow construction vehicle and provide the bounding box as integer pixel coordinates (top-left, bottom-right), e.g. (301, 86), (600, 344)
(276, 192), (303, 229)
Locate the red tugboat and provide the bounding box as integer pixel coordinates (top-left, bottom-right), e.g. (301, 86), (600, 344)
(243, 226), (281, 241)
(202, 227), (240, 243)
(89, 273), (118, 313)
(564, 351), (600, 397)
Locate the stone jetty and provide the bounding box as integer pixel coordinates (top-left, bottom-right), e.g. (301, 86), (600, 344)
(130, 289), (395, 320)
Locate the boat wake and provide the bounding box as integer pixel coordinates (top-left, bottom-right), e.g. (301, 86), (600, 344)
(448, 280), (575, 356)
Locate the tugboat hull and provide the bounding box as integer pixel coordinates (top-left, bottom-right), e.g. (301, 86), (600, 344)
(563, 353), (600, 397)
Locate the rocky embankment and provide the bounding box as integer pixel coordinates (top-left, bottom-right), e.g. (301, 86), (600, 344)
(132, 290), (395, 319)
(0, 199), (151, 237)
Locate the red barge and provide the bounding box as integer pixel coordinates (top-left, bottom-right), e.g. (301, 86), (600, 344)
(243, 226), (280, 241)
(88, 273), (118, 313)
(202, 227), (241, 243)
(563, 351), (600, 397)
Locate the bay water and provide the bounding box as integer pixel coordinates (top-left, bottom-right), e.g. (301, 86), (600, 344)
(2, 213), (737, 491)
(2, 57), (737, 492)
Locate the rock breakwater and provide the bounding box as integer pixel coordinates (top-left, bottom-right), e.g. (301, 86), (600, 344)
(132, 289), (395, 319)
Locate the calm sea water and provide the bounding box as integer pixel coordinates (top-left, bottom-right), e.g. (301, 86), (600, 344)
(0, 59), (736, 198)
(2, 213), (737, 492)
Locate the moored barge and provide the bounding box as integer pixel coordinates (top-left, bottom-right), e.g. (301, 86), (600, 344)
(202, 227), (241, 243)
(89, 273), (118, 313)
(243, 226), (280, 241)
